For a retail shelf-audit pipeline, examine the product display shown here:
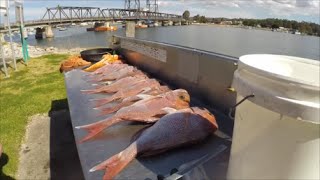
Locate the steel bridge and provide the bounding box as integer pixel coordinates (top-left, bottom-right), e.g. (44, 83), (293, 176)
(0, 6), (182, 30)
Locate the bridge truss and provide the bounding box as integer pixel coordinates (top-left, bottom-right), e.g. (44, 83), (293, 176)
(0, 6), (182, 30)
(39, 6), (181, 23)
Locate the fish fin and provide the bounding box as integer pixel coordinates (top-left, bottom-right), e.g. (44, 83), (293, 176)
(90, 143), (137, 180)
(161, 107), (178, 114)
(130, 124), (153, 142)
(122, 96), (142, 103)
(97, 106), (119, 117)
(75, 117), (119, 143)
(140, 87), (152, 94)
(97, 100), (135, 117)
(136, 94), (153, 100)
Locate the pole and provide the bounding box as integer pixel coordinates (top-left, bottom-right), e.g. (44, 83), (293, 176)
(18, 4), (29, 62)
(6, 0), (17, 71)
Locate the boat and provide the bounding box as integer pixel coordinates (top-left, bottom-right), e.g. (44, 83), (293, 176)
(27, 31), (35, 36)
(294, 31), (301, 35)
(59, 27), (67, 31)
(80, 22), (88, 26)
(135, 24), (148, 28)
(94, 26), (118, 32)
(86, 27), (95, 31)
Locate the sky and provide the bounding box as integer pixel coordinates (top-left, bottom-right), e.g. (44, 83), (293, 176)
(1, 0), (319, 24)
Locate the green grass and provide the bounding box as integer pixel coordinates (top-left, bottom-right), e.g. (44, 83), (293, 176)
(0, 54), (69, 179)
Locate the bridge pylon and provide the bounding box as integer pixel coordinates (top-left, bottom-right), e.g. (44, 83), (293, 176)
(125, 0), (140, 10)
(146, 0), (158, 12)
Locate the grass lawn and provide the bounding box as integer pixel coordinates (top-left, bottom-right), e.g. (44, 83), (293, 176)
(0, 54), (70, 179)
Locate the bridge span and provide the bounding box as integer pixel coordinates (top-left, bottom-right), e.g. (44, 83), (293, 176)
(0, 6), (183, 31)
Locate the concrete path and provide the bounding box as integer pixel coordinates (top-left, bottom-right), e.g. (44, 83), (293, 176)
(17, 110), (84, 180)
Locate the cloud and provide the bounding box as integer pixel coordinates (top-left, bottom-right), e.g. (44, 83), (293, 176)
(2, 0), (319, 23)
(252, 0), (320, 16)
(158, 0), (319, 22)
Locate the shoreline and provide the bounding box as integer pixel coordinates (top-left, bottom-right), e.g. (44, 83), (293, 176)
(1, 41), (85, 59)
(191, 23), (319, 37)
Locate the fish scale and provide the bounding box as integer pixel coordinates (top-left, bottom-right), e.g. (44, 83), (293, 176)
(97, 86), (171, 116)
(87, 63), (128, 79)
(93, 79), (161, 107)
(82, 75), (147, 94)
(76, 89), (191, 143)
(92, 66), (137, 82)
(89, 107), (218, 180)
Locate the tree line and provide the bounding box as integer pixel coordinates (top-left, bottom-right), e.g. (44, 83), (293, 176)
(182, 11), (320, 36)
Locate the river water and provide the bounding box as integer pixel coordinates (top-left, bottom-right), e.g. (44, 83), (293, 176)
(7, 25), (320, 60)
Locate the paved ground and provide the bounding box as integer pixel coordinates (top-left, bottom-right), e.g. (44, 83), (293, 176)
(16, 110), (84, 180)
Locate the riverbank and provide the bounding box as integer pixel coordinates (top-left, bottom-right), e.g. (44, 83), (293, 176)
(193, 23), (274, 32)
(191, 23), (320, 37)
(1, 41), (85, 59)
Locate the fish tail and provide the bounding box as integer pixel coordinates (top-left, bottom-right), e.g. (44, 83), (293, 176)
(93, 96), (116, 108)
(97, 100), (134, 117)
(75, 117), (119, 143)
(97, 105), (121, 117)
(81, 89), (98, 94)
(90, 143), (138, 180)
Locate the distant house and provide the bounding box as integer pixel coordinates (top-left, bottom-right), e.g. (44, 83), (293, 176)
(221, 21), (233, 25)
(233, 21), (243, 25)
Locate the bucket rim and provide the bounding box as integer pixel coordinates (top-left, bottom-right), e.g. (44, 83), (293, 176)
(239, 54), (320, 89)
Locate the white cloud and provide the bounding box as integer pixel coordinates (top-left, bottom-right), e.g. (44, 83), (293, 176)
(159, 0), (320, 21)
(2, 0), (319, 23)
(253, 0), (319, 16)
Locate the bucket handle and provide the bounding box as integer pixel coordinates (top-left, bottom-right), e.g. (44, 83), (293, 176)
(228, 94), (255, 119)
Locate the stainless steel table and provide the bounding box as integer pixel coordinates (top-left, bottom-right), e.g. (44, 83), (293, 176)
(64, 69), (231, 180)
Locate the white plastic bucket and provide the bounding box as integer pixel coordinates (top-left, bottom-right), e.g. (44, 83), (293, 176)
(227, 54), (320, 179)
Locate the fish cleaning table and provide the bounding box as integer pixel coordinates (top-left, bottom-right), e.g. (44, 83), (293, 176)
(64, 69), (231, 180)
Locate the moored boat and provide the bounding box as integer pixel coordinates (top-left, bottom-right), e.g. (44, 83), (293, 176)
(94, 26), (118, 32)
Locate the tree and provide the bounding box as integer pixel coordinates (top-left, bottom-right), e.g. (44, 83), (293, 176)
(212, 18), (222, 24)
(193, 14), (200, 22)
(271, 24), (279, 29)
(182, 10), (190, 20)
(199, 16), (207, 23)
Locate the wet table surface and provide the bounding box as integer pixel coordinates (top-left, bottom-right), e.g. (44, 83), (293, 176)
(64, 69), (231, 180)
